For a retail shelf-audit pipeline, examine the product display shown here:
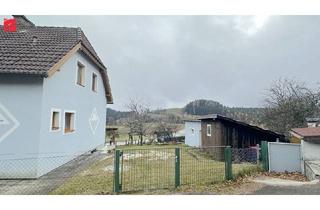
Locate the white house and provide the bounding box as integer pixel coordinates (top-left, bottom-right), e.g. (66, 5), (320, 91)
(0, 16), (113, 178)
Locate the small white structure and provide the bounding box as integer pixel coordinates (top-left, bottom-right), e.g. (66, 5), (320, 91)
(185, 120), (201, 147)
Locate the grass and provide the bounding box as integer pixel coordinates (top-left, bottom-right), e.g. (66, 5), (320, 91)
(106, 123), (185, 143)
(51, 155), (115, 195)
(51, 144), (260, 195)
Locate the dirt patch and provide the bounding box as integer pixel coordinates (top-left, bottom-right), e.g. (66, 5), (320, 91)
(122, 151), (174, 161)
(258, 172), (308, 182)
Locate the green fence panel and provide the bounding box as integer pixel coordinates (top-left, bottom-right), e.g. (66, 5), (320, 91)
(175, 148), (181, 188)
(224, 146), (233, 180)
(261, 141), (269, 171)
(114, 149), (122, 193)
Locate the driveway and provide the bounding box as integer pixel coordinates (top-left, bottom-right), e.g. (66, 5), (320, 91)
(252, 184), (320, 194)
(0, 150), (106, 195)
(251, 177), (320, 195)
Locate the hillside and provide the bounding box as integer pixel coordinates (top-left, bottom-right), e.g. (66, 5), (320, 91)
(107, 99), (264, 126)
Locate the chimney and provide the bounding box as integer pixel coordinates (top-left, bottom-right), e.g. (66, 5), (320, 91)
(12, 15), (35, 30)
(32, 36), (38, 45)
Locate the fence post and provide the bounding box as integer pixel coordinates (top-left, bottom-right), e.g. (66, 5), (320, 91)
(114, 149), (121, 193)
(261, 141), (269, 171)
(256, 144), (260, 165)
(175, 148), (181, 188)
(224, 146), (233, 181)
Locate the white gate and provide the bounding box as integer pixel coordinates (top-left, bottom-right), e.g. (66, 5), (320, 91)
(268, 142), (301, 172)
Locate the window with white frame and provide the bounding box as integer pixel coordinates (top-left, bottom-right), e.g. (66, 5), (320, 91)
(76, 62), (85, 86)
(64, 112), (75, 133)
(51, 110), (60, 131)
(92, 73), (98, 92)
(206, 124), (212, 136)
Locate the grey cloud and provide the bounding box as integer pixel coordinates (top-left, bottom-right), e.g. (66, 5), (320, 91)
(5, 15), (320, 110)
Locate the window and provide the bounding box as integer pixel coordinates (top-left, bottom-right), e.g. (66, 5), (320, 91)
(50, 110), (60, 131)
(92, 73), (97, 92)
(207, 124), (212, 136)
(76, 62), (85, 86)
(64, 112), (75, 133)
(191, 128), (195, 135)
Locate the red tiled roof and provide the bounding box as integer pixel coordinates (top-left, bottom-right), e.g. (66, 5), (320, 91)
(0, 15), (113, 103)
(291, 127), (320, 137)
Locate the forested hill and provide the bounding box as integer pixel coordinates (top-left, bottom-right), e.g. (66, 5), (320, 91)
(183, 99), (264, 125)
(107, 99), (264, 126)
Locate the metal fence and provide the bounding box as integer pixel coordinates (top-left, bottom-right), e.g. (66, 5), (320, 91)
(118, 147), (176, 192)
(115, 146), (227, 192)
(180, 146), (226, 186)
(0, 150), (113, 195)
(231, 147), (261, 179)
(0, 144), (265, 195)
(114, 146), (262, 193)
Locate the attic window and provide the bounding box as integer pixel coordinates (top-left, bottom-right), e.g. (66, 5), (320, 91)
(64, 112), (75, 133)
(92, 73), (98, 92)
(77, 62), (85, 86)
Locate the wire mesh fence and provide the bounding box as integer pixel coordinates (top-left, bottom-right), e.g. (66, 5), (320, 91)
(115, 146), (228, 193)
(119, 148), (176, 192)
(180, 146), (226, 185)
(0, 145), (265, 195)
(0, 150), (113, 195)
(231, 147), (262, 179)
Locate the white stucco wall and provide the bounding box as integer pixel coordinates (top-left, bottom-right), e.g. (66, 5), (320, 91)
(185, 121), (201, 147)
(37, 51), (107, 177)
(0, 75), (43, 178)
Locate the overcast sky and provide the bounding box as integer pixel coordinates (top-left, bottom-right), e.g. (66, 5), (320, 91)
(10, 16), (320, 110)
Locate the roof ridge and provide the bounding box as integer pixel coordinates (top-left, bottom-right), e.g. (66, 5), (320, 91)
(76, 27), (82, 42)
(36, 26), (78, 29)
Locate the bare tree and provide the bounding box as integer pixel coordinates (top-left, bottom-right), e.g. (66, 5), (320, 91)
(153, 114), (181, 142)
(125, 98), (151, 145)
(263, 78), (320, 136)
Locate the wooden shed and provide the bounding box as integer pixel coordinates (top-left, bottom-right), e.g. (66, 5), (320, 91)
(198, 114), (285, 148)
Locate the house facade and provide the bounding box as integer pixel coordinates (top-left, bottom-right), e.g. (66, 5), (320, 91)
(185, 115), (284, 148)
(306, 118), (320, 128)
(0, 16), (113, 178)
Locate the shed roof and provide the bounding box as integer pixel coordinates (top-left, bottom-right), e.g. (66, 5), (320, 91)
(291, 127), (320, 138)
(198, 114), (284, 138)
(184, 119), (201, 122)
(0, 15), (113, 104)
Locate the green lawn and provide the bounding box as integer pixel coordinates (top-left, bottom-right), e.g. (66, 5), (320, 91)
(51, 144), (260, 194)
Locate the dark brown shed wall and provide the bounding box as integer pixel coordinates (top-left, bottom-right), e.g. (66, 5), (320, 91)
(200, 119), (281, 148)
(201, 121), (223, 147)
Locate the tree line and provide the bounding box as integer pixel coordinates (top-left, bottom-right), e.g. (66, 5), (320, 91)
(108, 78), (320, 143)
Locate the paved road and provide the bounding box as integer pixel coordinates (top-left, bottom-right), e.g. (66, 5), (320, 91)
(0, 150), (106, 195)
(252, 183), (320, 195)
